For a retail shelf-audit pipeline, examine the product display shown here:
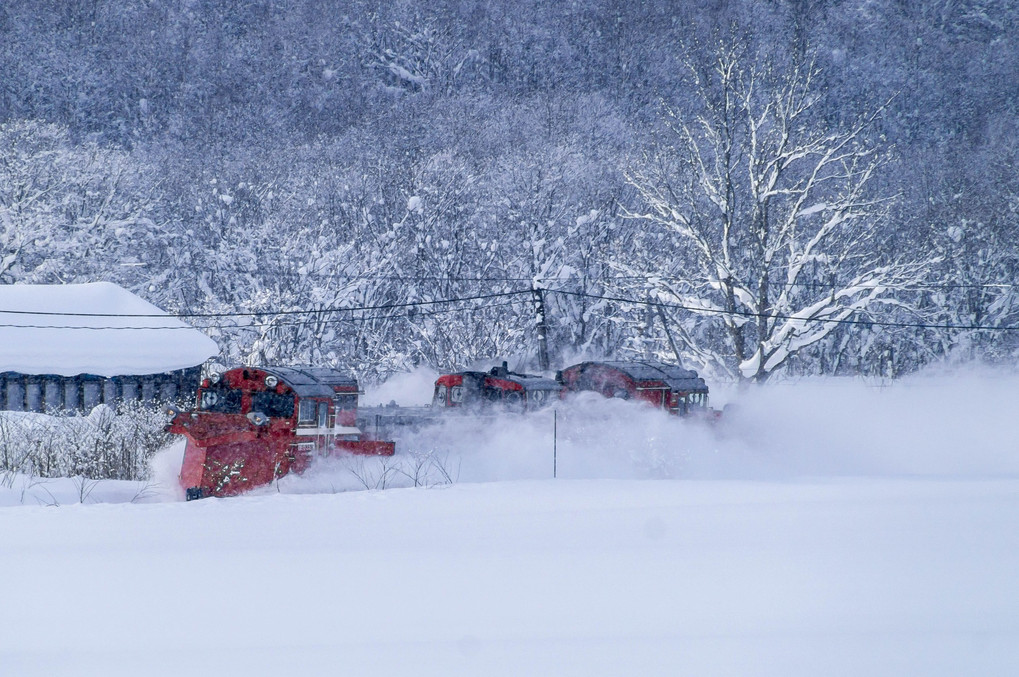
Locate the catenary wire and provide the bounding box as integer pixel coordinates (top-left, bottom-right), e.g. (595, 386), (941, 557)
(0, 298), (530, 331)
(0, 285), (1016, 333)
(0, 289), (535, 320)
(548, 289), (1019, 333)
(162, 267), (1019, 290)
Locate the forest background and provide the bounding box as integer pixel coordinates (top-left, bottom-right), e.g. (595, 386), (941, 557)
(2, 0), (1017, 384)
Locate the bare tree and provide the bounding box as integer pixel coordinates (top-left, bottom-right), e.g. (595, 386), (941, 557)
(625, 39), (933, 382)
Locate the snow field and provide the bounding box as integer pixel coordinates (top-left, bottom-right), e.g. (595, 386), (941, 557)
(2, 479), (1018, 676)
(2, 368), (1018, 675)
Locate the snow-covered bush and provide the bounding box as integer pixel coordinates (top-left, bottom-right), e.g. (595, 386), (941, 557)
(0, 403), (175, 483)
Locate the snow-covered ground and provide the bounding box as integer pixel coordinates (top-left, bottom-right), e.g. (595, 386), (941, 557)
(2, 368), (1018, 676)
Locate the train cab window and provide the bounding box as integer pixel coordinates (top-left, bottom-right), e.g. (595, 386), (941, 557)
(433, 384), (448, 406)
(676, 393), (689, 415)
(689, 392), (707, 408)
(251, 391), (295, 419)
(530, 389), (547, 406)
(298, 400), (316, 425)
(200, 387), (243, 414)
(317, 402), (328, 428)
(450, 385), (464, 404)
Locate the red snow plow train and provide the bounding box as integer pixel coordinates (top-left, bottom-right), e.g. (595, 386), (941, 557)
(167, 366), (394, 499)
(168, 360), (715, 499)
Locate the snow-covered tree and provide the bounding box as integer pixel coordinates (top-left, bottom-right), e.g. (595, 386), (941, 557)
(3, 1), (1018, 380)
(0, 120), (160, 287)
(625, 40), (934, 382)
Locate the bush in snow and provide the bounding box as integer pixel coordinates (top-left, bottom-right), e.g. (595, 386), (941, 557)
(0, 402), (176, 483)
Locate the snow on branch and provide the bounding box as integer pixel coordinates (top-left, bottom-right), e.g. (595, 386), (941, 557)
(626, 38), (935, 382)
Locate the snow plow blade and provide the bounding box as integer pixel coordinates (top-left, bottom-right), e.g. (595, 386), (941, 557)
(169, 409), (394, 500)
(176, 430), (395, 500)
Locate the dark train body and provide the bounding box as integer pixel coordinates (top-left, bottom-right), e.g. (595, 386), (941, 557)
(557, 361), (710, 416)
(169, 360), (714, 498)
(432, 362), (562, 412)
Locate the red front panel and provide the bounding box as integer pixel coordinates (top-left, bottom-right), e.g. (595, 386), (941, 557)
(484, 377), (525, 393)
(179, 440), (208, 490)
(181, 437), (290, 497)
(636, 388), (667, 408)
(434, 374), (464, 407)
(172, 366), (396, 498)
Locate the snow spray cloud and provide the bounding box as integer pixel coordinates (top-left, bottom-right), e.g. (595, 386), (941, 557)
(707, 367), (1019, 479)
(255, 365), (1019, 497)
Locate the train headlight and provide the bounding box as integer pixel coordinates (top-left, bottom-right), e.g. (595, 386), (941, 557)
(164, 405), (181, 422)
(264, 375), (279, 388)
(246, 411), (269, 426)
(209, 372), (221, 385)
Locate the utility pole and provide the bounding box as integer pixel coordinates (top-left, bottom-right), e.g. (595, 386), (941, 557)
(655, 304), (684, 366)
(533, 285), (550, 372)
(642, 298), (655, 360)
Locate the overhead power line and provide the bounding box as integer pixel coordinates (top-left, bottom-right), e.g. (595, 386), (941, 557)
(0, 289), (534, 320)
(0, 298), (529, 331)
(0, 286), (1016, 334)
(548, 289), (1019, 333)
(160, 267), (1019, 291)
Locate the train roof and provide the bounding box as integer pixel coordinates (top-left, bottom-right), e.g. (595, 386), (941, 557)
(253, 366), (358, 397)
(563, 360), (708, 392)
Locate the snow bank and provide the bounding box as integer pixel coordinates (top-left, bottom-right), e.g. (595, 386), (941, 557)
(2, 478), (1018, 676)
(2, 368), (1018, 675)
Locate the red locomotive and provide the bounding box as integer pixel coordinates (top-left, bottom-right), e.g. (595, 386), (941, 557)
(429, 360), (711, 416)
(557, 360), (711, 416)
(432, 362), (562, 412)
(167, 366), (394, 499)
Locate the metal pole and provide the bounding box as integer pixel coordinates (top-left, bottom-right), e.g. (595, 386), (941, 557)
(553, 408), (558, 479)
(656, 304), (684, 366)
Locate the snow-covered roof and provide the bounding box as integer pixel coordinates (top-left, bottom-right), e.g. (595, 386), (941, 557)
(598, 360), (704, 386)
(0, 282), (219, 377)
